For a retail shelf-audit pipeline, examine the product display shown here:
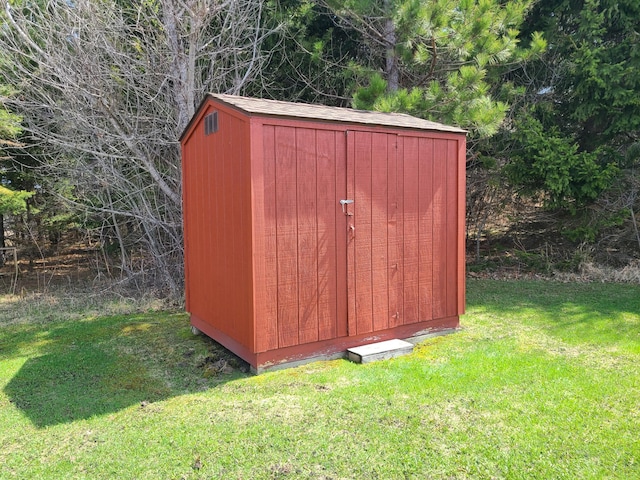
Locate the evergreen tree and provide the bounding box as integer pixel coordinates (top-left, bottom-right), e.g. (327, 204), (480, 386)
(251, 0), (360, 106)
(322, 0), (546, 137)
(0, 81), (33, 255)
(498, 0), (639, 246)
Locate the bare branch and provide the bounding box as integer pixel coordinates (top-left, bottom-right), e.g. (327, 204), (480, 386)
(0, 0), (272, 292)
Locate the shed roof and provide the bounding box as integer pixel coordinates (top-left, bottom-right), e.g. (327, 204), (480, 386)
(194, 93), (466, 135)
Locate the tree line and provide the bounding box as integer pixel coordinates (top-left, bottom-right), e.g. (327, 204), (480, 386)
(1, 0), (638, 293)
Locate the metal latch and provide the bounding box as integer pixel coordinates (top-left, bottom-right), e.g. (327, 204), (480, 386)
(340, 199), (354, 215)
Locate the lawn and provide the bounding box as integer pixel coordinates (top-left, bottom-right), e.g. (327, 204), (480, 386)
(1, 280), (639, 479)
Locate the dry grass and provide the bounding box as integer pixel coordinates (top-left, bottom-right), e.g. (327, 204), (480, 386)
(0, 287), (171, 327)
(554, 259), (640, 283)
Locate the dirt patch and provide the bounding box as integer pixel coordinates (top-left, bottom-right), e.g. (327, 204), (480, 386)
(195, 338), (251, 377)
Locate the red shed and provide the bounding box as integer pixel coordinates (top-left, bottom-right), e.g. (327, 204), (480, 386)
(180, 94), (466, 373)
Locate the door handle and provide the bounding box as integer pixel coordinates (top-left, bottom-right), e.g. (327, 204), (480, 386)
(340, 199), (354, 215)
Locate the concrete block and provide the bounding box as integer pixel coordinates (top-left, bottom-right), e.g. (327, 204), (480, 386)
(347, 339), (414, 364)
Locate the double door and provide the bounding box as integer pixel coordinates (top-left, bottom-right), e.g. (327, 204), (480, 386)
(260, 126), (461, 351)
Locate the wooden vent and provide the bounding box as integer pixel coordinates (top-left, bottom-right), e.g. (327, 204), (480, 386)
(204, 111), (218, 135)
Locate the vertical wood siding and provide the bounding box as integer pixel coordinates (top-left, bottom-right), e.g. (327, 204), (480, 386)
(182, 106), (254, 350)
(387, 135), (402, 330)
(432, 138), (448, 320)
(402, 135), (420, 326)
(347, 131), (463, 334)
(182, 97), (465, 367)
(371, 133), (390, 332)
(260, 125), (279, 351)
(354, 131), (374, 335)
(261, 125), (348, 350)
(418, 137), (434, 324)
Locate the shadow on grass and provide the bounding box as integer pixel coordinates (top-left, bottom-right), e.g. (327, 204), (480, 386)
(4, 347), (170, 428)
(2, 313), (248, 428)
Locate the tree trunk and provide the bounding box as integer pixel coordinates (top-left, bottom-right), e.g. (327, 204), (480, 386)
(0, 214), (5, 267)
(383, 0), (398, 92)
(631, 206), (640, 253)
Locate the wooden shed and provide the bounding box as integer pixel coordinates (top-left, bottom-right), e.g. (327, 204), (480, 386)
(180, 94), (466, 373)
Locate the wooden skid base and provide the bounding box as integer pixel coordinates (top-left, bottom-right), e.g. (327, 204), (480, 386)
(347, 339), (414, 364)
(190, 313), (459, 374)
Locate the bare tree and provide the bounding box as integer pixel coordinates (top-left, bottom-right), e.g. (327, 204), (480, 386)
(0, 0), (271, 294)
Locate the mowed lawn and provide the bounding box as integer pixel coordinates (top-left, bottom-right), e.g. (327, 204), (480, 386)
(1, 280), (638, 479)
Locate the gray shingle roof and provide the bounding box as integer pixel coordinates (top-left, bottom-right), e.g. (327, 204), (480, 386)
(209, 94), (466, 134)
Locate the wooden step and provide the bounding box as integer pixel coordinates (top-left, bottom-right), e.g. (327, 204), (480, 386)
(347, 339), (414, 364)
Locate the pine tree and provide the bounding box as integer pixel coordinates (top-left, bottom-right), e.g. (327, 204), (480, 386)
(322, 0), (546, 137)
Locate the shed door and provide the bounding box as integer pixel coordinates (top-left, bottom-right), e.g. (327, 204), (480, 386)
(260, 126), (459, 351)
(345, 131), (458, 336)
(260, 126), (349, 352)
(346, 131), (400, 335)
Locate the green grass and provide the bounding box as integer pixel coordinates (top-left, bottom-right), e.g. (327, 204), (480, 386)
(1, 280), (639, 479)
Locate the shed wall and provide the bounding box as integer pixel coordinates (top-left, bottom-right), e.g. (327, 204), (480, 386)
(181, 95), (466, 370)
(182, 103), (255, 351)
(250, 119), (465, 355)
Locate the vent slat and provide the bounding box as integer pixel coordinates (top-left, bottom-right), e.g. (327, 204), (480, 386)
(204, 111), (218, 135)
